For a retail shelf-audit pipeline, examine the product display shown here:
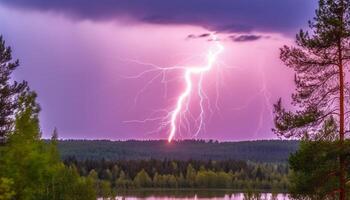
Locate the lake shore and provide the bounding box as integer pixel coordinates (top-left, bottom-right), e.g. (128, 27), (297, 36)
(113, 188), (288, 197)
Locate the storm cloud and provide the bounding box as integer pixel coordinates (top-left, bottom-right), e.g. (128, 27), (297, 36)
(1, 0), (317, 34)
(230, 34), (266, 42)
(187, 33), (211, 39)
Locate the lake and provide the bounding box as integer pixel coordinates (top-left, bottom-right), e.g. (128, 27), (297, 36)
(99, 190), (290, 200)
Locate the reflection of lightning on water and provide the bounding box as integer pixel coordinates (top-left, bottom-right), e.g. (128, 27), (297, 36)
(124, 34), (223, 142)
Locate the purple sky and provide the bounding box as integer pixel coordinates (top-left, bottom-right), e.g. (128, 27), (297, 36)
(0, 0), (318, 140)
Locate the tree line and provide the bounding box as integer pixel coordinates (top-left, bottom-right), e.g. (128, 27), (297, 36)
(56, 139), (299, 162)
(64, 158), (289, 198)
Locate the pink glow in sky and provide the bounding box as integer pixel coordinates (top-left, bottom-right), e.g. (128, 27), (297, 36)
(0, 1), (316, 140)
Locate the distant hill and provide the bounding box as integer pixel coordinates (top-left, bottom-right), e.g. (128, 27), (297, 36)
(57, 140), (299, 162)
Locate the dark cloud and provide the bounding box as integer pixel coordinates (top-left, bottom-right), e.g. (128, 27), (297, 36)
(230, 34), (266, 42)
(0, 0), (317, 34)
(187, 33), (211, 39)
(199, 33), (210, 38)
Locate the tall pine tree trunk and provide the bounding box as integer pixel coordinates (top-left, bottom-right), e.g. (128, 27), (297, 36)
(338, 1), (346, 198)
(338, 37), (346, 200)
(339, 59), (346, 200)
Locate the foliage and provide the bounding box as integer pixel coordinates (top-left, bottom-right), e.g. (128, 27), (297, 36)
(0, 90), (96, 200)
(99, 180), (113, 200)
(288, 140), (350, 200)
(134, 169), (152, 188)
(0, 36), (28, 142)
(64, 158), (290, 192)
(0, 178), (15, 200)
(273, 0), (350, 139)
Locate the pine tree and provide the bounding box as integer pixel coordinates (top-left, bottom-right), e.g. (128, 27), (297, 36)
(273, 0), (350, 199)
(0, 36), (27, 143)
(134, 169), (152, 188)
(185, 164), (196, 187)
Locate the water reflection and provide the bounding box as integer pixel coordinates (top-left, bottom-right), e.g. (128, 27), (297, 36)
(100, 191), (290, 200)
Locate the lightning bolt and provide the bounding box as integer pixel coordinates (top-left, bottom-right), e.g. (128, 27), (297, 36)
(123, 34), (224, 142)
(168, 35), (224, 142)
